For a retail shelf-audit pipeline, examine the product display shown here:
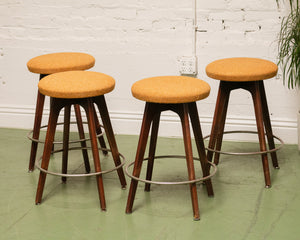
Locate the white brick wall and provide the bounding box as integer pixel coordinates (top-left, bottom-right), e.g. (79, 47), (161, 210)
(0, 0), (298, 144)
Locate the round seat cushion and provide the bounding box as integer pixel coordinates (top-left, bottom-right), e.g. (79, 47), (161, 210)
(38, 71), (115, 99)
(206, 57), (278, 82)
(27, 52), (95, 74)
(131, 76), (210, 104)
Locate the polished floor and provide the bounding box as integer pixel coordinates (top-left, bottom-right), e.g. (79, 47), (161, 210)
(0, 128), (299, 240)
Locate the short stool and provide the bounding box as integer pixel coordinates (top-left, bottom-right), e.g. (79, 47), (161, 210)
(125, 76), (216, 220)
(35, 71), (127, 210)
(27, 52), (107, 172)
(205, 57), (284, 188)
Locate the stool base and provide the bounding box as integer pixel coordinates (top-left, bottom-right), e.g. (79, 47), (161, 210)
(126, 102), (214, 220)
(35, 95), (126, 210)
(207, 80), (280, 188)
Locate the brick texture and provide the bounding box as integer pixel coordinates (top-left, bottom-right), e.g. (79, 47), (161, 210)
(0, 0), (298, 143)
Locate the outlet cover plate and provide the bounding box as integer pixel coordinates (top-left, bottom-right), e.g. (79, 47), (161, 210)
(178, 56), (198, 75)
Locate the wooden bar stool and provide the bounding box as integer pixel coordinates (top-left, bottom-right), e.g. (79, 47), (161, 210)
(35, 71), (127, 210)
(125, 76), (217, 220)
(27, 52), (107, 172)
(205, 57), (284, 188)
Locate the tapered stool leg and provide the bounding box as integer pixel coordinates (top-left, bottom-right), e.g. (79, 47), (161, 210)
(95, 96), (127, 188)
(29, 91), (45, 171)
(188, 102), (214, 197)
(251, 83), (271, 188)
(84, 99), (106, 211)
(144, 112), (161, 192)
(179, 104), (200, 220)
(126, 103), (154, 213)
(259, 81), (279, 169)
(207, 83), (230, 166)
(62, 105), (71, 182)
(93, 106), (109, 156)
(214, 83), (230, 165)
(35, 97), (62, 204)
(74, 104), (91, 173)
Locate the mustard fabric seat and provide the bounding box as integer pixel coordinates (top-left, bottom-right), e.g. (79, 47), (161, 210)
(131, 76), (211, 103)
(38, 71), (115, 99)
(27, 52), (95, 74)
(206, 57), (278, 82)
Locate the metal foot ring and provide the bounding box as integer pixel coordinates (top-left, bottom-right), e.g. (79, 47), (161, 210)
(27, 121), (105, 145)
(125, 155), (217, 185)
(35, 147), (125, 177)
(203, 130), (284, 156)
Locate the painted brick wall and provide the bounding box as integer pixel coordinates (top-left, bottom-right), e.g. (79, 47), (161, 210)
(0, 0), (298, 143)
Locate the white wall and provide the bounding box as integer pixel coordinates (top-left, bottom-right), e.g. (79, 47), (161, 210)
(0, 0), (298, 144)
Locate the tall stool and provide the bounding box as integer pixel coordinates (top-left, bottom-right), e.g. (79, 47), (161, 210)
(205, 57), (284, 188)
(35, 71), (126, 210)
(125, 76), (216, 220)
(27, 52), (107, 172)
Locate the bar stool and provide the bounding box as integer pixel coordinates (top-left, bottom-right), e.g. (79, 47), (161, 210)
(125, 76), (217, 220)
(27, 52), (107, 172)
(35, 70), (127, 210)
(205, 57), (284, 188)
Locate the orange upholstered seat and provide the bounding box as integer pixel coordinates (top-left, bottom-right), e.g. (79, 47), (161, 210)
(38, 71), (115, 99)
(27, 52), (95, 74)
(131, 76), (211, 103)
(205, 57), (278, 82)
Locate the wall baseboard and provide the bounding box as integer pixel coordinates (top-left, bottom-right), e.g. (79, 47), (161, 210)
(0, 105), (298, 144)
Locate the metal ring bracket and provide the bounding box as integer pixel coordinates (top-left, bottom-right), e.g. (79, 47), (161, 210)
(27, 121), (105, 145)
(125, 155), (217, 185)
(203, 130), (284, 156)
(35, 147), (126, 177)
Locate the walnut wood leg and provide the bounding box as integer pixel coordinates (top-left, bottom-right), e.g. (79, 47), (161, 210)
(207, 86), (222, 165)
(95, 96), (127, 188)
(188, 102), (214, 197)
(126, 102), (155, 214)
(259, 81), (279, 169)
(179, 104), (200, 221)
(144, 112), (161, 192)
(74, 104), (91, 173)
(35, 97), (62, 204)
(29, 91), (45, 172)
(62, 105), (71, 183)
(207, 82), (230, 166)
(251, 82), (271, 188)
(83, 99), (106, 211)
(93, 106), (108, 156)
(214, 82), (230, 165)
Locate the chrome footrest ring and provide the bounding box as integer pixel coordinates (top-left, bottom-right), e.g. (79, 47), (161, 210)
(125, 155), (217, 185)
(35, 147), (125, 177)
(203, 130), (284, 156)
(27, 121), (105, 145)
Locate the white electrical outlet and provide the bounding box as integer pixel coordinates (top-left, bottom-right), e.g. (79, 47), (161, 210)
(178, 56), (198, 75)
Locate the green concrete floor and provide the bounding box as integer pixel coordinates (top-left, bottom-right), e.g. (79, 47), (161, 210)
(0, 128), (300, 240)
